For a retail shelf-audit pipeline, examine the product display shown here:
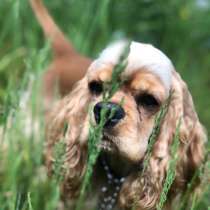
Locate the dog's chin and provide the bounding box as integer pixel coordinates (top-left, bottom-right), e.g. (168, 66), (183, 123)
(97, 132), (118, 153)
(97, 132), (143, 177)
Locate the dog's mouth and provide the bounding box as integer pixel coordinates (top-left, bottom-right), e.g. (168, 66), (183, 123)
(97, 132), (142, 177)
(97, 132), (118, 153)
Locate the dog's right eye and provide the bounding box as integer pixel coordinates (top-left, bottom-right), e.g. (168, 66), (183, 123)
(88, 81), (103, 95)
(136, 93), (160, 111)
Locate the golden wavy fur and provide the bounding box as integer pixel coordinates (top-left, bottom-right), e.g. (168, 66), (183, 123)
(46, 43), (206, 210)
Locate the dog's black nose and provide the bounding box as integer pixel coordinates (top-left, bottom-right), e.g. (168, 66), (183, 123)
(94, 102), (125, 127)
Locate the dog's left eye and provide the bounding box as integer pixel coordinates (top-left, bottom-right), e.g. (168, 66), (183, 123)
(88, 80), (103, 95)
(136, 93), (159, 110)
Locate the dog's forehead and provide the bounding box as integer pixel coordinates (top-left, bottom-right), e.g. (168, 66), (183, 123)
(88, 41), (174, 93)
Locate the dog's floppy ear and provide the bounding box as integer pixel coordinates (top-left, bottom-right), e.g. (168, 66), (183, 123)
(171, 71), (206, 185)
(149, 70), (206, 204)
(150, 69), (206, 180)
(45, 78), (90, 197)
(119, 70), (206, 210)
(151, 70), (206, 205)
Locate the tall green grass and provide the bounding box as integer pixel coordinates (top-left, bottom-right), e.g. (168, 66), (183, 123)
(75, 42), (130, 210)
(156, 119), (181, 210)
(0, 45), (61, 210)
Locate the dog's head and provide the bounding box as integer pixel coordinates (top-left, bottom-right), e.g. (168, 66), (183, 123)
(84, 41), (173, 163)
(46, 41), (205, 209)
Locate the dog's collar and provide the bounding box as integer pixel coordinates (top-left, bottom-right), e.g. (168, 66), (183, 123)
(98, 156), (125, 210)
(97, 155), (142, 210)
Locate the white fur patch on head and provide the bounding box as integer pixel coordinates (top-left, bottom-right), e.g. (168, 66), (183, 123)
(89, 41), (174, 92)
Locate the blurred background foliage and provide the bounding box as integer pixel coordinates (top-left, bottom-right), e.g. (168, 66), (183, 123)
(0, 0), (210, 129)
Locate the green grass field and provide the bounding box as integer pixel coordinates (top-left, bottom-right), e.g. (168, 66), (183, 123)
(0, 0), (209, 209)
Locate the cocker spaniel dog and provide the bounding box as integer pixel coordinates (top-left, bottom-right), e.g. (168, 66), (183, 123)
(46, 41), (206, 210)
